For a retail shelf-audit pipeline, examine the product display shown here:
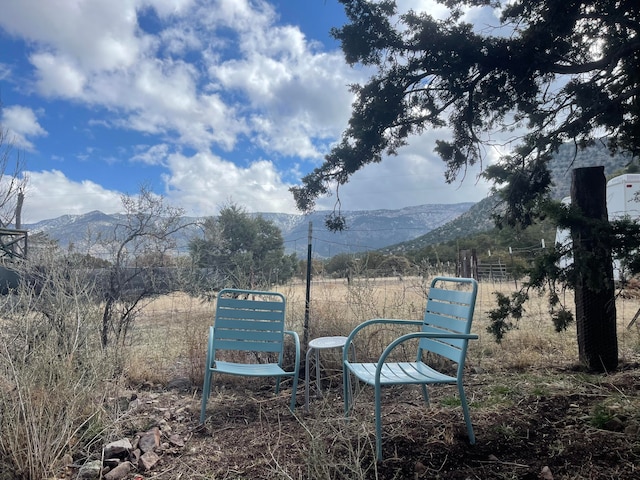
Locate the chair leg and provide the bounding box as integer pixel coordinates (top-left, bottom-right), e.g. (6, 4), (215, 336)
(275, 376), (281, 394)
(458, 382), (475, 444)
(290, 371), (299, 412)
(421, 384), (430, 405)
(200, 369), (213, 424)
(375, 383), (383, 461)
(343, 368), (351, 417)
(315, 349), (322, 397)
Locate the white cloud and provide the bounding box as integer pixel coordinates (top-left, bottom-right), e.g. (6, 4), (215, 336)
(23, 170), (123, 223)
(398, 0), (501, 24)
(2, 0), (353, 159)
(1, 0), (500, 224)
(212, 22), (359, 159)
(146, 0), (195, 18)
(1, 105), (47, 151)
(0, 0), (151, 72)
(163, 150), (296, 216)
(314, 132), (493, 212)
(401, 1), (450, 19)
(159, 25), (202, 55)
(132, 144), (171, 165)
(197, 0), (276, 33)
(30, 52), (87, 98)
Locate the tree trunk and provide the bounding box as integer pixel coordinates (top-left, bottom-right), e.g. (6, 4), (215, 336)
(571, 166), (618, 372)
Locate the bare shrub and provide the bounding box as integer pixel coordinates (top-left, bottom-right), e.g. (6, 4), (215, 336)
(91, 188), (188, 348)
(301, 412), (378, 479)
(0, 251), (119, 479)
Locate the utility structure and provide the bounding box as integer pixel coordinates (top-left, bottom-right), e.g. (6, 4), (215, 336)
(0, 227), (27, 293)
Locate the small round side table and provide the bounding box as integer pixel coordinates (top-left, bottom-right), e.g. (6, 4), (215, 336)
(304, 335), (356, 413)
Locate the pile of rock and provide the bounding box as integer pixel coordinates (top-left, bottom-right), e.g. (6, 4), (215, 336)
(74, 426), (186, 480)
(65, 386), (195, 480)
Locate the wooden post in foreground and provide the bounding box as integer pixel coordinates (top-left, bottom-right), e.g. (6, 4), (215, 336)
(571, 166), (618, 372)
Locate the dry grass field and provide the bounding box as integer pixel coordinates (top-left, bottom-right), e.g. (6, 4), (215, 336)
(118, 277), (640, 479)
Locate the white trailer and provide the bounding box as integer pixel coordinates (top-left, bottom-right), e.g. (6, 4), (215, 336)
(554, 173), (640, 280)
(606, 173), (640, 220)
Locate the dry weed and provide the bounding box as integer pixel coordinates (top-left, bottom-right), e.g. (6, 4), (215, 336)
(126, 276), (640, 479)
(6, 253), (639, 480)
(128, 277), (640, 386)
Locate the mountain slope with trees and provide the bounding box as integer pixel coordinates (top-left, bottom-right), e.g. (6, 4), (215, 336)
(385, 142), (633, 254)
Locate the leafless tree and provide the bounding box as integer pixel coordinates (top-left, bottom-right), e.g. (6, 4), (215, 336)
(94, 187), (189, 347)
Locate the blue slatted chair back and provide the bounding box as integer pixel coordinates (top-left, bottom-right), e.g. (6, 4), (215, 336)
(212, 289), (286, 361)
(342, 276), (478, 460)
(418, 278), (477, 368)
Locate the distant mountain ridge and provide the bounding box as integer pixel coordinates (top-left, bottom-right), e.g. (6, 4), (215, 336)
(25, 203), (475, 259)
(25, 142), (633, 259)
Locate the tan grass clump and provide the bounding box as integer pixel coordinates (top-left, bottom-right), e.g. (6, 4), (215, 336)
(0, 259), (118, 480)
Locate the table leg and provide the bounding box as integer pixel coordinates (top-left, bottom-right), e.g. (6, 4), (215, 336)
(304, 346), (313, 413)
(315, 348), (322, 397)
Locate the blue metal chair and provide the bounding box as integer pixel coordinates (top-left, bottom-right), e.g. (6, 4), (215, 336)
(343, 276), (479, 460)
(200, 289), (300, 423)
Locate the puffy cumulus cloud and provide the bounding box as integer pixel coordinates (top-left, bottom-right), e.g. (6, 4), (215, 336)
(147, 0), (195, 18)
(1, 0), (236, 147)
(197, 0), (276, 33)
(23, 170), (123, 223)
(212, 23), (359, 159)
(132, 143), (171, 165)
(163, 150), (296, 217)
(249, 114), (321, 160)
(29, 53), (87, 98)
(1, 105), (47, 151)
(2, 0), (352, 159)
(0, 0), (152, 72)
(159, 25), (202, 55)
(93, 57), (245, 149)
(244, 46), (356, 159)
(72, 56), (246, 150)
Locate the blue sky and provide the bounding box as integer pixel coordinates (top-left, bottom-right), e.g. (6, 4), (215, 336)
(0, 0), (494, 223)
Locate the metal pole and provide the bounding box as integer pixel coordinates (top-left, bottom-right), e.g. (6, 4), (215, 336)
(509, 246), (518, 289)
(303, 222), (312, 350)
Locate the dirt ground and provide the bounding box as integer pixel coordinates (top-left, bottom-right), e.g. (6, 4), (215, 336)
(108, 358), (640, 480)
(92, 284), (640, 479)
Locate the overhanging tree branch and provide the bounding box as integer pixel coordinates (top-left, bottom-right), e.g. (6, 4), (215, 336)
(291, 0), (640, 231)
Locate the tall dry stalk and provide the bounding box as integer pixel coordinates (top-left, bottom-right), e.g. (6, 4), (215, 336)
(0, 251), (120, 479)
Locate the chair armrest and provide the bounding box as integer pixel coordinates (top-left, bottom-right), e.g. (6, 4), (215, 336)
(343, 319), (423, 364)
(376, 332), (479, 379)
(284, 330), (301, 365)
(206, 325), (215, 368)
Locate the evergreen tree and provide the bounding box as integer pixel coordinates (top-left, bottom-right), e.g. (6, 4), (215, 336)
(291, 0), (640, 371)
(292, 0), (640, 229)
(189, 204), (296, 289)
